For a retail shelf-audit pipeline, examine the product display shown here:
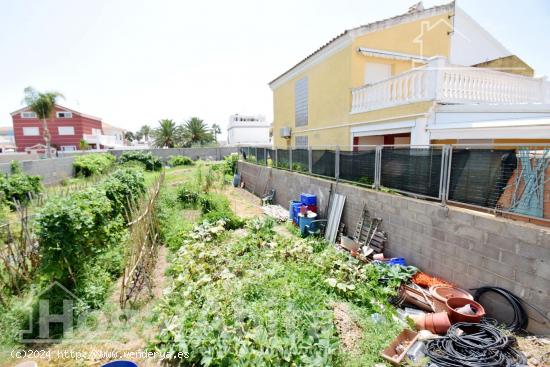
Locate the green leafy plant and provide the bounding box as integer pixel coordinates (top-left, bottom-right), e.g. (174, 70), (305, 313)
(0, 173), (42, 207)
(100, 167), (146, 219)
(73, 153), (116, 177)
(223, 153), (239, 175)
(119, 151), (162, 171)
(10, 161), (22, 174)
(168, 155), (194, 167)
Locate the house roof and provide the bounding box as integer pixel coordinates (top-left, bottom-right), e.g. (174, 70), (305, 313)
(268, 1), (455, 87)
(102, 122), (126, 133)
(10, 104), (102, 121)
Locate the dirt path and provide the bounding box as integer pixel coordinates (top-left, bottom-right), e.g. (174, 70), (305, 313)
(222, 186), (264, 218)
(333, 303), (363, 355)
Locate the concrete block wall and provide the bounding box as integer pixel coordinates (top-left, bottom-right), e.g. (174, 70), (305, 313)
(109, 147), (238, 162)
(0, 157), (76, 185)
(239, 162), (550, 334)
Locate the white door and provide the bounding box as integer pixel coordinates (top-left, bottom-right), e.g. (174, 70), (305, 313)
(364, 63), (392, 85)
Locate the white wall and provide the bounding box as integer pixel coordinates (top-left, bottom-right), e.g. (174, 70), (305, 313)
(450, 6), (510, 66)
(227, 126), (270, 145)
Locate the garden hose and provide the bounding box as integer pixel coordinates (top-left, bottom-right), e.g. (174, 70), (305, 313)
(424, 322), (527, 367)
(472, 286), (528, 332)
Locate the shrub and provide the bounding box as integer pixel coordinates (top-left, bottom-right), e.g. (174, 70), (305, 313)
(0, 173), (42, 207)
(10, 161), (22, 174)
(119, 151), (162, 171)
(176, 184), (200, 207)
(168, 155), (193, 167)
(100, 168), (146, 219)
(36, 187), (125, 285)
(223, 153), (239, 175)
(73, 153), (116, 177)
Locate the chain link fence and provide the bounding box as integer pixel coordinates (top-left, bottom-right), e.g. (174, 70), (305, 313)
(240, 145), (550, 221)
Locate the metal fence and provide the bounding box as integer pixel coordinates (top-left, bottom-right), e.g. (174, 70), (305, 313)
(240, 145), (550, 221)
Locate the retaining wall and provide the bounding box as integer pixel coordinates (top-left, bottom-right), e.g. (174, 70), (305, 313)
(238, 161), (550, 334)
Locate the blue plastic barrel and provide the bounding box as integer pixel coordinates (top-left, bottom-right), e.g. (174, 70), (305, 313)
(289, 200), (301, 220)
(299, 212), (318, 237)
(300, 193), (317, 206)
(101, 361), (138, 367)
(291, 202), (303, 224)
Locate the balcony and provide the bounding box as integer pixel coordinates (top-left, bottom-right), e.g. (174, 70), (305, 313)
(351, 57), (550, 114)
(83, 134), (123, 148)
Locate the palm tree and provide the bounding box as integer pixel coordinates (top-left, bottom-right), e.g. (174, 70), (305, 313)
(153, 119), (178, 148)
(211, 123), (221, 142)
(124, 131), (135, 143)
(139, 125), (152, 142)
(22, 87), (64, 158)
(181, 117), (214, 147)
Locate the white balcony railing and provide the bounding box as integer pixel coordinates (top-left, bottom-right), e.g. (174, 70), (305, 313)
(83, 134), (122, 148)
(351, 57), (550, 114)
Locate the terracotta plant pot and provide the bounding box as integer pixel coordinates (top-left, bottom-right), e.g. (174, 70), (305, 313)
(430, 285), (473, 303)
(423, 312), (451, 334)
(446, 297), (486, 324)
(409, 314), (426, 331)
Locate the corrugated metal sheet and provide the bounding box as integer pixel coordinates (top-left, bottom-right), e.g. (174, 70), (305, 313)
(325, 193), (346, 243)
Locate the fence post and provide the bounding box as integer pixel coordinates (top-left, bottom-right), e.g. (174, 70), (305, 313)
(308, 147), (312, 174)
(439, 145), (449, 205)
(264, 148), (268, 166)
(335, 146), (340, 180)
(254, 147), (258, 164)
(444, 145), (453, 205)
(374, 145), (382, 189)
(275, 149), (278, 168)
(289, 147), (293, 171)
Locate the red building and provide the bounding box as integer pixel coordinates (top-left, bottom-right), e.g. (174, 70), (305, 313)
(11, 104), (113, 152)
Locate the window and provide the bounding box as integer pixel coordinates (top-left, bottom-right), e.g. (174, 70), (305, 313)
(58, 126), (75, 135)
(23, 127), (40, 136)
(295, 135), (308, 148)
(364, 63), (392, 85)
(21, 112), (37, 118)
(61, 146), (77, 151)
(295, 77), (308, 127)
(56, 111), (73, 118)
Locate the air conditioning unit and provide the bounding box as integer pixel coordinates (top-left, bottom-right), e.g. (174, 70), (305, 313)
(280, 127), (292, 138)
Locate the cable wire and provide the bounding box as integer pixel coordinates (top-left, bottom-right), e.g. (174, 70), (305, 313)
(472, 286), (528, 332)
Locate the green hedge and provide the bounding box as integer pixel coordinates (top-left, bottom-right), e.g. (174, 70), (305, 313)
(119, 151), (162, 171)
(73, 153), (116, 177)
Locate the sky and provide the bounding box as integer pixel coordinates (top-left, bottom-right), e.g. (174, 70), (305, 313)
(1, 0), (549, 140)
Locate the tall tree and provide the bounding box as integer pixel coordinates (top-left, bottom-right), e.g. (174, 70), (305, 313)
(124, 131), (135, 143)
(211, 123), (221, 142)
(139, 125), (152, 142)
(153, 119), (179, 148)
(181, 117), (214, 147)
(22, 87), (64, 158)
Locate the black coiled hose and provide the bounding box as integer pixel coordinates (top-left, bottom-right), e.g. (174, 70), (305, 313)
(424, 322), (527, 367)
(473, 286), (528, 332)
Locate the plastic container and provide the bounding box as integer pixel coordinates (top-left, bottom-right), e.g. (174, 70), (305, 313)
(380, 329), (419, 366)
(101, 361), (138, 367)
(232, 173), (240, 187)
(446, 297), (486, 323)
(388, 257), (407, 266)
(305, 204), (317, 213)
(300, 193), (317, 206)
(299, 212), (317, 236)
(289, 200), (301, 222)
(406, 341), (426, 363)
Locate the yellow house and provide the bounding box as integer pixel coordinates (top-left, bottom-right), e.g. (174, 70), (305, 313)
(269, 1), (550, 149)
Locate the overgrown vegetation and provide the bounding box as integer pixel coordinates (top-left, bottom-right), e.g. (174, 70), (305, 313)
(150, 213), (405, 366)
(168, 155), (194, 167)
(119, 151), (162, 171)
(0, 170), (42, 208)
(73, 153), (116, 177)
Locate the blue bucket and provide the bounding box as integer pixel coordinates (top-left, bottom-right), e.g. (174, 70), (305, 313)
(291, 202), (303, 224)
(101, 361), (138, 367)
(299, 212), (318, 237)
